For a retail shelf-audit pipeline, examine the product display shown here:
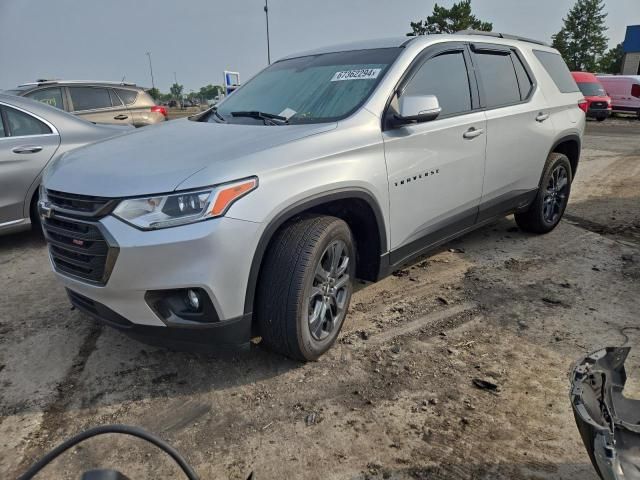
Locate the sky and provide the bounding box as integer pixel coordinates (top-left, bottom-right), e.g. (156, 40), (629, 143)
(1, 0), (638, 93)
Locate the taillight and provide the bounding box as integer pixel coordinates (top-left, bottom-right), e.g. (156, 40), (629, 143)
(578, 100), (588, 113)
(151, 105), (168, 117)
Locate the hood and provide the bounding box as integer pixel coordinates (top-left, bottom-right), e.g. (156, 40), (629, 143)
(44, 119), (336, 197)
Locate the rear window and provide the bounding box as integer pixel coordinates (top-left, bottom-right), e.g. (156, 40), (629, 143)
(475, 51), (521, 108)
(533, 51), (579, 93)
(114, 88), (138, 105)
(4, 106), (52, 136)
(69, 87), (112, 111)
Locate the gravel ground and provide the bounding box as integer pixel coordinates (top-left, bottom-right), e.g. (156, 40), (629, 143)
(1, 118), (639, 480)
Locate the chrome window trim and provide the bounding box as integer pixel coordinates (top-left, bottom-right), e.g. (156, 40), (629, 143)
(0, 101), (60, 137)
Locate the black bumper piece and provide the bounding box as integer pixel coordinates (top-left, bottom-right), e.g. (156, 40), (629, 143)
(67, 289), (251, 352)
(587, 108), (611, 120)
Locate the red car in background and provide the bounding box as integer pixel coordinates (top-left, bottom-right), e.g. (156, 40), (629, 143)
(571, 71), (612, 121)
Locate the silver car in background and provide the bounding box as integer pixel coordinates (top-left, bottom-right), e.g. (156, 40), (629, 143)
(0, 93), (132, 235)
(5, 80), (167, 127)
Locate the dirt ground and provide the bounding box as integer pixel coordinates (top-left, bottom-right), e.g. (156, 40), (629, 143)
(1, 118), (639, 480)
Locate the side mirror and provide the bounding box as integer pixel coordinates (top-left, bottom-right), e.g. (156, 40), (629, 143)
(394, 94), (442, 126)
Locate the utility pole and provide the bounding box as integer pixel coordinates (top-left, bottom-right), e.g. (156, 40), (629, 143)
(173, 71), (178, 85)
(264, 0), (271, 65)
(145, 52), (155, 90)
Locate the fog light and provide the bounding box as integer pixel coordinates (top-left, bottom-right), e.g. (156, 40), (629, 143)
(187, 289), (200, 310)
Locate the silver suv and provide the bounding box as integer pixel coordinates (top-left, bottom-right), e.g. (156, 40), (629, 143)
(40, 32), (585, 360)
(6, 80), (166, 127)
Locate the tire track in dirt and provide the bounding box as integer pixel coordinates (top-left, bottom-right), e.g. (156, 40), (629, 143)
(11, 322), (102, 478)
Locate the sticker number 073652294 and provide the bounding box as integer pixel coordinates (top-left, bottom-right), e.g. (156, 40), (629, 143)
(330, 68), (381, 82)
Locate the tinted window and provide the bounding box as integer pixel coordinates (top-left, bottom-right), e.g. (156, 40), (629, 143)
(4, 106), (51, 136)
(402, 51), (471, 116)
(512, 54), (534, 100)
(475, 52), (521, 107)
(577, 82), (607, 97)
(69, 87), (112, 111)
(0, 113), (5, 137)
(24, 87), (65, 110)
(533, 50), (579, 93)
(114, 88), (138, 105)
(109, 89), (123, 106)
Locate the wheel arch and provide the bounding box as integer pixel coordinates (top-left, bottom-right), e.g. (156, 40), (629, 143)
(243, 188), (388, 316)
(550, 134), (581, 180)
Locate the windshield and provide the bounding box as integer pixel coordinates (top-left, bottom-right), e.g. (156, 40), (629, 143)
(577, 82), (607, 97)
(211, 48), (401, 125)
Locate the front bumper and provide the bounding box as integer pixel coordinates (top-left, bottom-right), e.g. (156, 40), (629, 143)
(67, 288), (251, 351)
(587, 108), (612, 119)
(48, 214), (262, 347)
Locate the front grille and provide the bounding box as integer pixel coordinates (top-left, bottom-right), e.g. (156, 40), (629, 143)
(46, 189), (117, 217)
(43, 214), (118, 285)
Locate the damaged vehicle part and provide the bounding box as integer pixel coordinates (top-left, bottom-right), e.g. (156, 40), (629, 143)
(570, 347), (640, 480)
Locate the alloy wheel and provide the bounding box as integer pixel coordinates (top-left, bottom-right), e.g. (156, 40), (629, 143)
(543, 165), (569, 224)
(307, 239), (350, 341)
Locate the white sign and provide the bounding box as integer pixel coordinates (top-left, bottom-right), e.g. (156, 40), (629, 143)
(331, 68), (381, 82)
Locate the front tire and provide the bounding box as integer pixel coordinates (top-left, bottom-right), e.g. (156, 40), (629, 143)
(255, 215), (355, 361)
(514, 152), (572, 234)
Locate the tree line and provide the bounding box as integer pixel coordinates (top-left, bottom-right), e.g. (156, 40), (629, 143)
(149, 0), (623, 103)
(407, 0), (622, 73)
(147, 84), (224, 103)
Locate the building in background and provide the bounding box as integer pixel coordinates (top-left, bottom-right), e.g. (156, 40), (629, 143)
(622, 25), (640, 75)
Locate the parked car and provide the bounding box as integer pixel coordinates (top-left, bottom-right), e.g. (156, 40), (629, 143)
(597, 75), (640, 118)
(4, 80), (167, 127)
(571, 71), (612, 121)
(0, 94), (132, 236)
(40, 32), (584, 360)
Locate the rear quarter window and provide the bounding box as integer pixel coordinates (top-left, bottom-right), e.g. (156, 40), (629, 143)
(114, 88), (138, 105)
(533, 50), (579, 93)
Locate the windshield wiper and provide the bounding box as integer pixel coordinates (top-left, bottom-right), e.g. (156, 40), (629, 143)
(230, 111), (288, 125)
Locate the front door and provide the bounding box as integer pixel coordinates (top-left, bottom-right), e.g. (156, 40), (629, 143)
(382, 43), (486, 264)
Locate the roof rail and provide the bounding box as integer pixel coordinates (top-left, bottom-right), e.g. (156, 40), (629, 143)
(455, 30), (549, 47)
(18, 80), (138, 87)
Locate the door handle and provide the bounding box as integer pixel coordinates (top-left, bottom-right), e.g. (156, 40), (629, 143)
(536, 112), (550, 122)
(12, 145), (43, 154)
(463, 127), (484, 139)
(114, 114), (129, 120)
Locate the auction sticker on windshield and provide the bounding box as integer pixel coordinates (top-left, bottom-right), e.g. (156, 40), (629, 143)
(331, 68), (381, 82)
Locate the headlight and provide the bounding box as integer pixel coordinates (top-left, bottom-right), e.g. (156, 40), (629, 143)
(113, 177), (257, 230)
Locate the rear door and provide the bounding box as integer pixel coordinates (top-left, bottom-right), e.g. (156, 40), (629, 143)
(114, 88), (153, 126)
(471, 44), (556, 221)
(0, 104), (60, 225)
(68, 86), (133, 125)
(382, 42), (486, 261)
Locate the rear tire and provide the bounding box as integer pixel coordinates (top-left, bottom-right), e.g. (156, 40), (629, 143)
(596, 117), (606, 122)
(255, 215), (355, 361)
(514, 152), (572, 234)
